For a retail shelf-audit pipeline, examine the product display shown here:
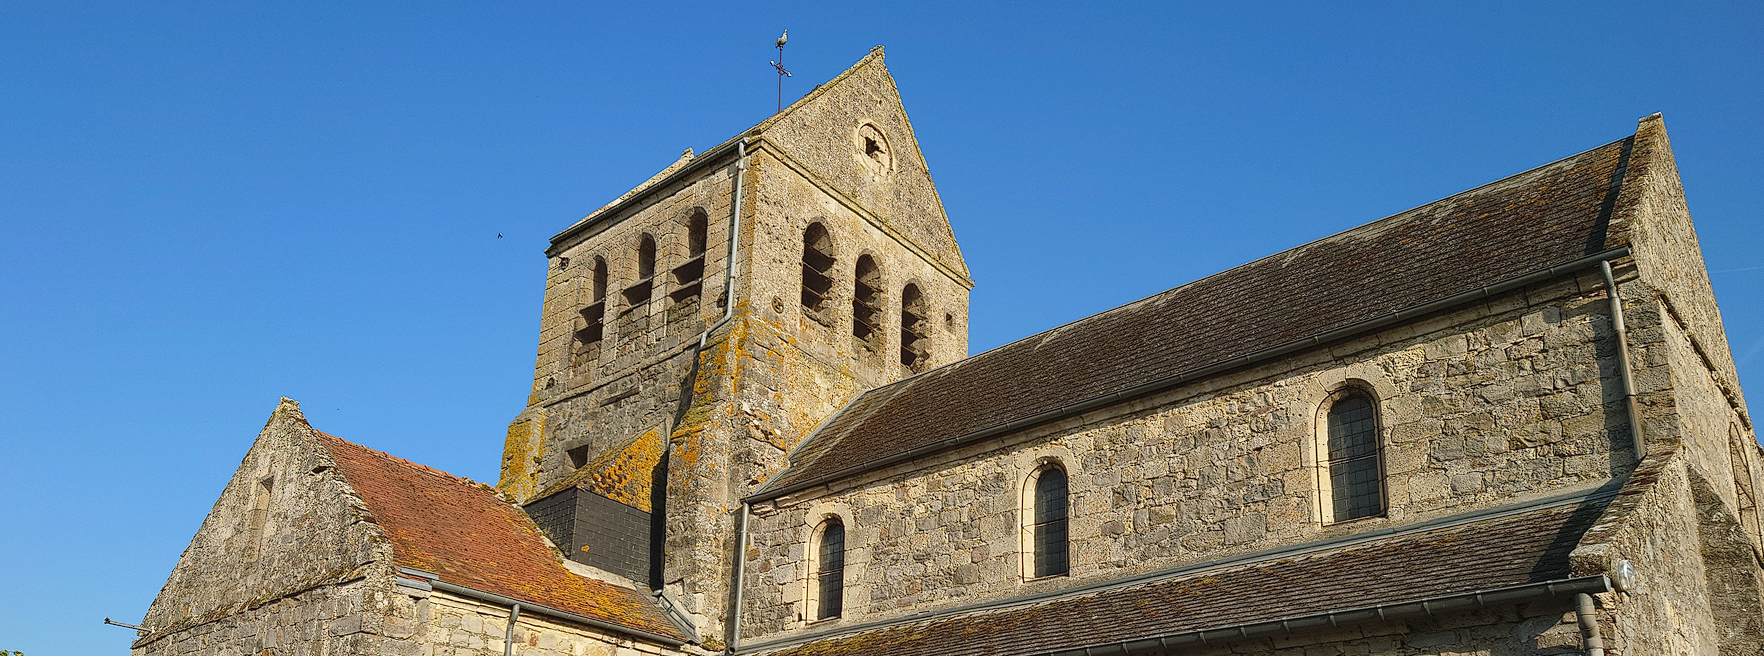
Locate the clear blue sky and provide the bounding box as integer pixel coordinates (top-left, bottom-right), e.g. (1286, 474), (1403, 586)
(2, 2), (1759, 653)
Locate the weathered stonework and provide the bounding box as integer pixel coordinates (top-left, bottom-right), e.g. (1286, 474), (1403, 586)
(139, 48), (1762, 656)
(496, 47), (972, 643)
(727, 115), (1764, 656)
(132, 399), (403, 656)
(410, 589), (673, 656)
(742, 274), (1642, 635)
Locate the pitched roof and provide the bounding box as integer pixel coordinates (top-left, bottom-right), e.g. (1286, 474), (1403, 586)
(317, 433), (689, 642)
(757, 130), (1636, 498)
(549, 48), (888, 252)
(744, 491), (1614, 656)
(548, 47), (970, 284)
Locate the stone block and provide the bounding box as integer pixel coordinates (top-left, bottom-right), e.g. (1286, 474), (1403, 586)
(1223, 514), (1267, 545)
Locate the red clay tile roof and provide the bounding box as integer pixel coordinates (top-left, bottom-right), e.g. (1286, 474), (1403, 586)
(747, 492), (1612, 656)
(760, 132), (1634, 497)
(318, 433), (688, 642)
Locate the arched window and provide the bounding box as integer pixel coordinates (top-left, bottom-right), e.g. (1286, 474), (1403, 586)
(671, 210), (708, 305)
(800, 224), (834, 321)
(623, 235), (656, 306)
(592, 257), (608, 302)
(852, 256), (882, 348)
(1026, 466), (1069, 578)
(899, 283), (928, 369)
(811, 518), (845, 620)
(687, 211), (708, 257)
(575, 257), (608, 353)
(638, 234), (656, 279)
(1324, 392), (1384, 522)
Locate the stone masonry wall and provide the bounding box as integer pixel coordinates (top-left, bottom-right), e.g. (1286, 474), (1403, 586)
(656, 142), (972, 646)
(509, 150), (740, 502)
(744, 143), (970, 388)
(1615, 116), (1745, 414)
(133, 399), (410, 655)
(756, 47), (968, 281)
(741, 269), (1649, 638)
(508, 56), (973, 645)
(400, 587), (686, 656)
(133, 577), (413, 656)
(1571, 450), (1722, 654)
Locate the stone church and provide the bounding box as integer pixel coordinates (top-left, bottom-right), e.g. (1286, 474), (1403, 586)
(133, 47), (1764, 655)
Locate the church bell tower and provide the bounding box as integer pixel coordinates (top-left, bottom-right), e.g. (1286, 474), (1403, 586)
(495, 46), (970, 644)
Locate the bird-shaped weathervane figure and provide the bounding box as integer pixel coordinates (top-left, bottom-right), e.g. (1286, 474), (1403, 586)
(770, 30), (791, 113)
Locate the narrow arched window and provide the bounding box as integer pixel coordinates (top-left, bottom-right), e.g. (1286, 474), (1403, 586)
(1325, 393), (1384, 521)
(592, 257), (608, 301)
(1030, 467), (1069, 578)
(623, 235), (656, 305)
(801, 224), (835, 321)
(575, 257), (608, 352)
(813, 518), (845, 620)
(245, 476), (273, 561)
(671, 210), (708, 305)
(899, 283), (928, 369)
(637, 234), (656, 278)
(853, 256), (882, 348)
(687, 211), (707, 258)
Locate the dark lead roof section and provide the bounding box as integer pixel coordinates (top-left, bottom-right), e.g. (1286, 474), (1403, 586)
(758, 133), (1633, 496)
(746, 493), (1610, 656)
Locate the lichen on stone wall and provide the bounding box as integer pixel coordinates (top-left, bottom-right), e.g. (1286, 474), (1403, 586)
(532, 426), (666, 512)
(498, 409), (547, 502)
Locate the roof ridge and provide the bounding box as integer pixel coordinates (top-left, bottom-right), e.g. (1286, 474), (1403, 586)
(562, 149), (697, 234)
(754, 45), (885, 133)
(549, 46), (888, 251)
(775, 132), (1639, 485)
(948, 134), (1639, 371)
(315, 431), (494, 492)
(739, 485), (1615, 654)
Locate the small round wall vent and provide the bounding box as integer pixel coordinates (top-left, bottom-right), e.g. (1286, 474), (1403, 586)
(856, 123), (894, 177)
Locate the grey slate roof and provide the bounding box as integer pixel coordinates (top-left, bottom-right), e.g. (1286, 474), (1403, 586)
(756, 131), (1634, 499)
(744, 490), (1614, 656)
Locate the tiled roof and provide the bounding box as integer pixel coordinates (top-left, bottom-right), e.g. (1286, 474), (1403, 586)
(318, 433), (689, 642)
(759, 131), (1634, 497)
(746, 492), (1613, 656)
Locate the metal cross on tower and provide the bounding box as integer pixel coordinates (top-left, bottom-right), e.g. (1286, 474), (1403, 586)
(770, 30), (791, 113)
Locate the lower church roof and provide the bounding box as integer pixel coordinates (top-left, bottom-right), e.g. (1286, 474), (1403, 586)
(742, 487), (1617, 656)
(318, 433), (691, 642)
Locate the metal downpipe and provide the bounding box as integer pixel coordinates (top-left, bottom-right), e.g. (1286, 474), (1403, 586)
(1575, 593), (1606, 656)
(699, 137), (751, 652)
(1600, 260), (1645, 461)
(504, 603), (522, 656)
(684, 136), (748, 353)
(726, 501), (753, 652)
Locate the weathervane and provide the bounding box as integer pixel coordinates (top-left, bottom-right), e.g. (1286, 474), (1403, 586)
(770, 30), (791, 113)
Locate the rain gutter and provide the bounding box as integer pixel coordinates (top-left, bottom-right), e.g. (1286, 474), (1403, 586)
(396, 567), (691, 647)
(1025, 576), (1612, 656)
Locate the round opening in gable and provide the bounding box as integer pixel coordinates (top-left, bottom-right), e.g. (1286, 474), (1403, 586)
(855, 123), (894, 177)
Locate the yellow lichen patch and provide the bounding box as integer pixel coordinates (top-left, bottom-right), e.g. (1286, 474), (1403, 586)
(579, 427), (664, 511)
(497, 410), (546, 502)
(530, 427), (666, 511)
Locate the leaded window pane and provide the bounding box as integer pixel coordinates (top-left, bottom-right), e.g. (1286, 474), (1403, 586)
(815, 520), (844, 619)
(1032, 468), (1069, 578)
(1326, 394), (1384, 521)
